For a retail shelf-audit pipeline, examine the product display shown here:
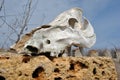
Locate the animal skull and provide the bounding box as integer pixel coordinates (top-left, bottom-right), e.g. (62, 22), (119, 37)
(23, 8), (96, 57)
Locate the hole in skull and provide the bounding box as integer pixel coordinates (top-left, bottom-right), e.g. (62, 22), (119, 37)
(54, 77), (62, 80)
(58, 50), (64, 57)
(68, 18), (78, 28)
(41, 25), (51, 28)
(26, 45), (38, 53)
(58, 53), (63, 57)
(82, 19), (88, 30)
(31, 53), (39, 56)
(93, 68), (97, 75)
(32, 66), (44, 78)
(46, 39), (50, 44)
(0, 75), (5, 80)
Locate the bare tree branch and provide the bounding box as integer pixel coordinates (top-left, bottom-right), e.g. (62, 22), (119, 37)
(1, 18), (18, 35)
(16, 0), (33, 43)
(0, 0), (4, 11)
(0, 0), (5, 28)
(0, 0), (38, 48)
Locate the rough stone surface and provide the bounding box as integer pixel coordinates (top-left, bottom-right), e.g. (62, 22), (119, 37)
(0, 52), (117, 80)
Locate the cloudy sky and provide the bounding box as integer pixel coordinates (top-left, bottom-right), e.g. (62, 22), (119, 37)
(0, 0), (120, 49)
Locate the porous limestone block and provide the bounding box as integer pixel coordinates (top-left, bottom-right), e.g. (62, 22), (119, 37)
(0, 53), (117, 80)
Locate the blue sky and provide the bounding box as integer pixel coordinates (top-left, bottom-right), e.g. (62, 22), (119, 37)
(0, 0), (120, 49)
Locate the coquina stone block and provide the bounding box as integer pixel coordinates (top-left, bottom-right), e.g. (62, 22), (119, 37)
(0, 53), (117, 80)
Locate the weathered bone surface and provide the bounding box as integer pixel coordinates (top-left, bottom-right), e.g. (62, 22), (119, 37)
(22, 8), (96, 56)
(11, 8), (96, 57)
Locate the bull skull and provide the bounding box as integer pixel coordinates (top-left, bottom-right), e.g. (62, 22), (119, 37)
(23, 8), (96, 57)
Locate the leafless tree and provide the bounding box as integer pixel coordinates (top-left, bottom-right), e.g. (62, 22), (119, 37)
(16, 0), (33, 43)
(0, 0), (4, 12)
(0, 0), (38, 48)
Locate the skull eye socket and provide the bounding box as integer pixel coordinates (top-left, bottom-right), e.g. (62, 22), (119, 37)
(68, 18), (78, 28)
(46, 39), (50, 44)
(26, 45), (38, 53)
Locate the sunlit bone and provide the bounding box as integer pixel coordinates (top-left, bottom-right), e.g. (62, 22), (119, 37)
(23, 8), (96, 57)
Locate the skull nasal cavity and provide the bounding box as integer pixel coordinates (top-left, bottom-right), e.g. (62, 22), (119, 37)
(68, 18), (78, 28)
(26, 45), (38, 53)
(46, 39), (50, 44)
